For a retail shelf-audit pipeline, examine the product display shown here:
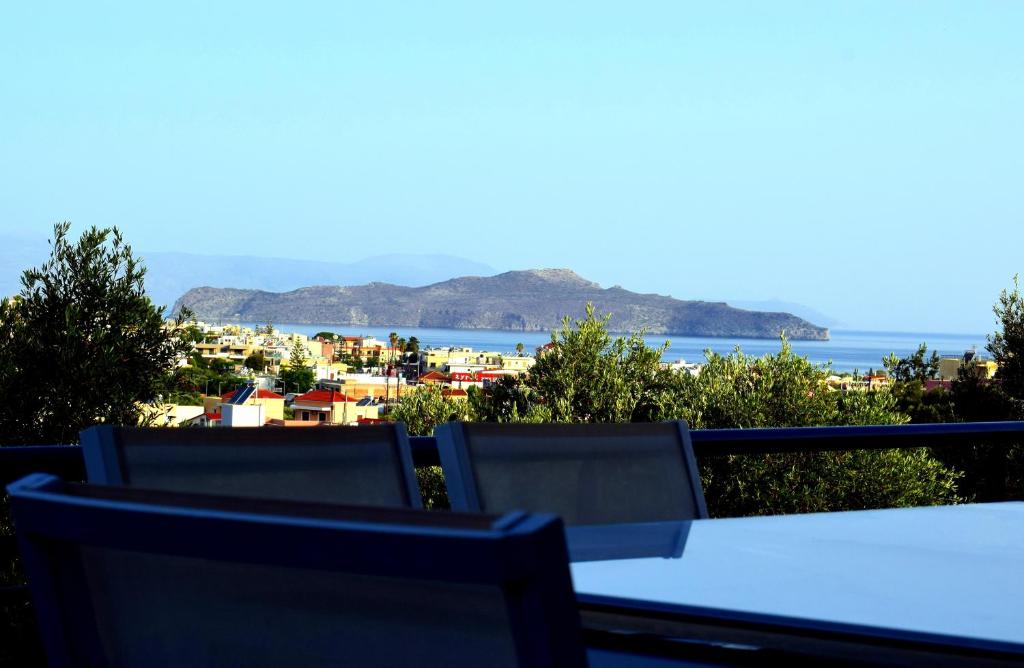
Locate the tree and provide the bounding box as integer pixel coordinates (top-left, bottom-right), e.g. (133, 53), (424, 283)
(468, 377), (549, 423)
(280, 339), (315, 393)
(521, 304), (669, 423)
(0, 223), (191, 445)
(664, 341), (961, 516)
(405, 336), (420, 355)
(243, 351), (267, 373)
(882, 343), (940, 382)
(388, 331), (399, 362)
(988, 275), (1024, 401)
(391, 384), (467, 436)
(515, 342), (525, 356)
(314, 331), (337, 342)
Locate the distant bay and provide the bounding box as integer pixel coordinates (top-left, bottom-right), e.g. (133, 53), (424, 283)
(237, 323), (988, 373)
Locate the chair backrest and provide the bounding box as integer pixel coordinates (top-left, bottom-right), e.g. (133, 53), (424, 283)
(81, 424), (421, 508)
(8, 474), (586, 668)
(435, 421), (708, 525)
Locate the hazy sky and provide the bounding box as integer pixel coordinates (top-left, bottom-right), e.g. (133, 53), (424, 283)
(2, 2), (1021, 333)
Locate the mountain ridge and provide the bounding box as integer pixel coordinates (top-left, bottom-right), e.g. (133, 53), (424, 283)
(173, 269), (830, 340)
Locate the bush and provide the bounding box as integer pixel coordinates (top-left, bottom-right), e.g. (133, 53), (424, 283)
(415, 466), (450, 510)
(664, 342), (962, 516)
(390, 385), (468, 436)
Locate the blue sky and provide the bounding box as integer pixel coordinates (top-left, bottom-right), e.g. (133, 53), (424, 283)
(1, 2), (1021, 333)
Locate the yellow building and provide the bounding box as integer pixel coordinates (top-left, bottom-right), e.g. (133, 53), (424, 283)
(290, 389), (380, 425)
(938, 355), (998, 381)
(500, 355), (536, 373)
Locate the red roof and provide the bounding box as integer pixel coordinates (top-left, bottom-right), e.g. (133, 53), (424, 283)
(204, 412), (222, 421)
(442, 388), (468, 397)
(220, 389), (284, 400)
(293, 389), (357, 403)
(419, 370), (449, 382)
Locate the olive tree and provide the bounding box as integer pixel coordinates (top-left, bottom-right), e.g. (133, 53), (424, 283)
(665, 342), (962, 516)
(0, 223), (190, 445)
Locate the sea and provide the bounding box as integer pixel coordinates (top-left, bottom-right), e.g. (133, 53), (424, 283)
(239, 324), (989, 373)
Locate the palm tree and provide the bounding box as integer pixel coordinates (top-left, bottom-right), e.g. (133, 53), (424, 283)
(387, 331), (399, 408)
(516, 342), (525, 356)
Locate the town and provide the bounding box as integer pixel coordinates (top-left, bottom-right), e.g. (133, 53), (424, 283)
(154, 320), (1000, 430)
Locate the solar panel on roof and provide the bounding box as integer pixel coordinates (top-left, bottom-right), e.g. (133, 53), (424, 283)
(227, 384), (256, 405)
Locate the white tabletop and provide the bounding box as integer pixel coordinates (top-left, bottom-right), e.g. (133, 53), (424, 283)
(569, 502), (1024, 647)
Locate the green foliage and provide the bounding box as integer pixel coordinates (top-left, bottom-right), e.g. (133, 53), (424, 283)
(0, 223), (190, 445)
(243, 351), (267, 372)
(467, 377), (550, 423)
(280, 339), (315, 393)
(464, 309), (962, 515)
(313, 331), (336, 341)
(391, 385), (467, 436)
(180, 322), (205, 345)
(283, 406), (295, 420)
(416, 466), (450, 510)
(517, 303), (670, 423)
(405, 336), (420, 354)
(658, 341), (961, 516)
(165, 352), (244, 400)
(882, 343), (940, 382)
(988, 275), (1024, 401)
(933, 367), (1024, 502)
(887, 380), (956, 424)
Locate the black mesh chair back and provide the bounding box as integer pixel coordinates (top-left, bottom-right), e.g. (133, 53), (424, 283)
(436, 421), (708, 525)
(8, 474), (586, 668)
(81, 424), (421, 508)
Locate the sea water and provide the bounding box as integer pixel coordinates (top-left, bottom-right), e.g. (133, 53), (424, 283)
(239, 324), (988, 373)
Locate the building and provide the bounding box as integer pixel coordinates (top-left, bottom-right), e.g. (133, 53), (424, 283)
(290, 389), (381, 425)
(938, 351), (998, 381)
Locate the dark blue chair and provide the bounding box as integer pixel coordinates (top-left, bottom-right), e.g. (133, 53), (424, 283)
(435, 421), (708, 525)
(8, 473), (587, 668)
(81, 423), (422, 508)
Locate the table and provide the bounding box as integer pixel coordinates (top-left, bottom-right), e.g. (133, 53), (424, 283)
(569, 502), (1024, 662)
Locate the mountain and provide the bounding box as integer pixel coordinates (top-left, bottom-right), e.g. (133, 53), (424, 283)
(0, 234), (496, 307)
(139, 251), (497, 308)
(173, 269), (830, 340)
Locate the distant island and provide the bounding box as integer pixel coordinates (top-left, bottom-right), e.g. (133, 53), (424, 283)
(173, 269), (830, 341)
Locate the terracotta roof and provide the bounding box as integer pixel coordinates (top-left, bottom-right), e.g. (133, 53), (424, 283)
(442, 388), (468, 397)
(293, 389), (357, 403)
(419, 370), (449, 381)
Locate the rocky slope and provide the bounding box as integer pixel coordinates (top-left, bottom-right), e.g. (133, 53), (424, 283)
(173, 269), (830, 340)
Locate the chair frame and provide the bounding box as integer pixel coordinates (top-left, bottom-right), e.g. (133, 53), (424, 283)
(81, 423), (423, 509)
(8, 473), (586, 668)
(435, 420), (709, 520)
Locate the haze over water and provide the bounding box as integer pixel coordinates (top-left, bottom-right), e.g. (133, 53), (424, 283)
(244, 324), (987, 373)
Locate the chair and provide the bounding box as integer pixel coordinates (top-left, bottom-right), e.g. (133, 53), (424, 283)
(8, 473), (587, 668)
(81, 424), (421, 508)
(435, 421), (708, 525)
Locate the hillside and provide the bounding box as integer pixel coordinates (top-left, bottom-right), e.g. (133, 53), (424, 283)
(173, 269), (830, 340)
